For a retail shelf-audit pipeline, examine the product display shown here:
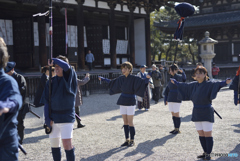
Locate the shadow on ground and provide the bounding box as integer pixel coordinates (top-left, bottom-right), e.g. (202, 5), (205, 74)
(25, 126), (43, 135)
(80, 147), (128, 161)
(23, 134), (48, 144)
(214, 144), (240, 161)
(123, 134), (177, 161)
(181, 114), (192, 122)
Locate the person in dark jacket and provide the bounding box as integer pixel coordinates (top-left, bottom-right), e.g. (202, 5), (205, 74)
(164, 64), (186, 134)
(75, 73), (90, 128)
(171, 66), (231, 160)
(41, 55), (77, 161)
(0, 37), (22, 161)
(98, 62), (150, 147)
(150, 64), (162, 104)
(5, 61), (27, 145)
(159, 64), (165, 98)
(34, 66), (55, 107)
(229, 66), (240, 108)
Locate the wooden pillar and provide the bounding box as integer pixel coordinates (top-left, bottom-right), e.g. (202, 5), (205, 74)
(145, 13), (151, 67)
(37, 4), (47, 66)
(128, 2), (136, 67)
(227, 28), (234, 62)
(76, 0), (85, 70)
(108, 2), (117, 68)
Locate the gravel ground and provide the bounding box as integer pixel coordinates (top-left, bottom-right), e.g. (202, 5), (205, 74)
(19, 89), (240, 161)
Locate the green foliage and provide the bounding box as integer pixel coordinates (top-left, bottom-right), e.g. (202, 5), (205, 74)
(150, 2), (198, 65)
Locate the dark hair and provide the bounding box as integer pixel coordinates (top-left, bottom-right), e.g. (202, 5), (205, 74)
(41, 66), (55, 73)
(56, 55), (69, 64)
(193, 66), (209, 80)
(169, 64), (178, 73)
(121, 61), (133, 73)
(0, 37), (9, 68)
(196, 62), (203, 66)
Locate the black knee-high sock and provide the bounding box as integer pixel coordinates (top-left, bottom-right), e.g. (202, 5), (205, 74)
(199, 136), (207, 153)
(123, 125), (129, 139)
(129, 126), (135, 140)
(175, 117), (181, 129)
(172, 116), (176, 128)
(65, 147), (75, 161)
(52, 147), (61, 161)
(205, 137), (213, 154)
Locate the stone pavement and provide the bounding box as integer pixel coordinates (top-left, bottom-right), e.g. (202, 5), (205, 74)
(19, 89), (240, 161)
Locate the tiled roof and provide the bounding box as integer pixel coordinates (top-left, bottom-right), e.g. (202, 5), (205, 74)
(154, 10), (240, 29)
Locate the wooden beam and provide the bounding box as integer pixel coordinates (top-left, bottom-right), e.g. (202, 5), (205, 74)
(37, 4), (47, 66)
(108, 1), (117, 68)
(76, 0), (85, 70)
(128, 1), (136, 66)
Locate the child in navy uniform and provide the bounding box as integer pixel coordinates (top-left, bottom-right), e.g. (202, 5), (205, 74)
(0, 37), (22, 161)
(229, 66), (240, 108)
(164, 64), (186, 134)
(41, 55), (77, 161)
(171, 66), (231, 160)
(98, 62), (150, 147)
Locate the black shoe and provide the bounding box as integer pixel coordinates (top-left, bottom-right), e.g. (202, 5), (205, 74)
(203, 154), (211, 160)
(169, 129), (175, 133)
(172, 128), (181, 134)
(155, 101), (158, 104)
(128, 140), (135, 147)
(77, 124), (85, 128)
(197, 152), (206, 158)
(121, 140), (129, 146)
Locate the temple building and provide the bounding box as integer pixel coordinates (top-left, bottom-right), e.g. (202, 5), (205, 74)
(155, 0), (240, 63)
(0, 0), (176, 70)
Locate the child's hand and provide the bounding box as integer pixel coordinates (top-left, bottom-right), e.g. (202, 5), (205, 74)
(48, 59), (54, 66)
(178, 69), (183, 73)
(98, 76), (101, 81)
(226, 78), (232, 85)
(146, 75), (151, 79)
(171, 79), (175, 84)
(0, 107), (9, 116)
(85, 73), (90, 78)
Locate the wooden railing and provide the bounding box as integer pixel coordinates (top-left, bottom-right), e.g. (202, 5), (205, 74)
(25, 68), (237, 99)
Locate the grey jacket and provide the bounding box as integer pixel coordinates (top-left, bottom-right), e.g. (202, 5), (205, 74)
(75, 77), (90, 107)
(159, 69), (165, 85)
(151, 70), (162, 87)
(85, 53), (95, 63)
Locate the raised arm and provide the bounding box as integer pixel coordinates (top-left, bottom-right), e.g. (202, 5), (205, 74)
(52, 58), (70, 72)
(78, 74), (90, 86)
(179, 69), (186, 82)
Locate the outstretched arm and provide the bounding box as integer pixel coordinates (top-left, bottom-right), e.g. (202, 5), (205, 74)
(98, 76), (111, 83)
(78, 74), (90, 86)
(219, 78), (231, 89)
